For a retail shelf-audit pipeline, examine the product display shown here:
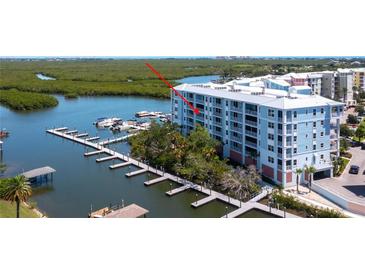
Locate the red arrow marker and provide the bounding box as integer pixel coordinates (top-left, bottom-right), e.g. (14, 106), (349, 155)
(145, 63), (200, 114)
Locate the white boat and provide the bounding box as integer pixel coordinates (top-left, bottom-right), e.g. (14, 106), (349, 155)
(135, 111), (150, 118)
(110, 121), (134, 131)
(95, 117), (122, 128)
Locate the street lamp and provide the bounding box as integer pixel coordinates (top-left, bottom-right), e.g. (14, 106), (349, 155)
(225, 206), (228, 218)
(169, 183), (172, 195)
(195, 193), (198, 205)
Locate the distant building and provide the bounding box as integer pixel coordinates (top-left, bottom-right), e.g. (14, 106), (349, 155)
(321, 71), (336, 99)
(336, 68), (355, 106)
(172, 83), (344, 188)
(352, 68), (365, 90)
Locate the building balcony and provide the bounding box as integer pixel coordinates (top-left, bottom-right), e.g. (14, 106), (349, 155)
(231, 116), (243, 122)
(231, 106), (243, 113)
(245, 130), (257, 137)
(245, 109), (257, 116)
(285, 141), (292, 147)
(278, 141), (283, 147)
(231, 135), (242, 143)
(278, 129), (283, 135)
(245, 120), (257, 127)
(245, 140), (257, 148)
(213, 111), (223, 117)
(286, 165), (292, 171)
(231, 126), (243, 132)
(286, 129), (292, 134)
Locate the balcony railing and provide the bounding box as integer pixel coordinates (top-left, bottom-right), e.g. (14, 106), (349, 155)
(278, 129), (283, 135)
(286, 165), (292, 171)
(231, 135), (242, 143)
(231, 106), (243, 112)
(231, 126), (243, 132)
(245, 120), (257, 127)
(245, 141), (257, 148)
(245, 109), (257, 116)
(278, 141), (283, 146)
(286, 129), (292, 134)
(213, 111), (223, 117)
(285, 141), (292, 147)
(245, 130), (257, 137)
(231, 116), (243, 122)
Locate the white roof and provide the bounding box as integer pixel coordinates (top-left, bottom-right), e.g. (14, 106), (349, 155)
(266, 79), (290, 87)
(175, 83), (343, 110)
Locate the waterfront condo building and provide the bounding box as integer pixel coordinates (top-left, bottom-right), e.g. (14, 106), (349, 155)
(172, 83), (344, 187)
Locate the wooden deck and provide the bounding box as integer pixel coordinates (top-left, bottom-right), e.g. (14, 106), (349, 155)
(166, 185), (191, 196)
(191, 195), (216, 208)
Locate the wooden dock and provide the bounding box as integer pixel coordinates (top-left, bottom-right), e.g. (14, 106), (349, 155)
(75, 133), (88, 138)
(125, 169), (148, 177)
(85, 136), (100, 141)
(46, 127), (298, 218)
(144, 176), (168, 186)
(166, 185), (191, 196)
(54, 127), (68, 131)
(109, 161), (132, 169)
(96, 155), (119, 163)
(65, 130), (78, 135)
(84, 150), (103, 157)
(191, 195), (216, 208)
(98, 133), (138, 146)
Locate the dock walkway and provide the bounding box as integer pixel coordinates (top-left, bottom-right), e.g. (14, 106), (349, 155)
(191, 195), (216, 208)
(47, 127), (297, 218)
(144, 176), (168, 186)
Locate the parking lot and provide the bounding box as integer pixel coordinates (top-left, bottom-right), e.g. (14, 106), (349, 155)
(315, 146), (365, 205)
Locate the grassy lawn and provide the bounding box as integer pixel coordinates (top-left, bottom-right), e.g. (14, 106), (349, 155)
(0, 199), (39, 218)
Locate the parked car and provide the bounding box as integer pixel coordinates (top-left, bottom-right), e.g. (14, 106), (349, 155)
(349, 165), (360, 174)
(361, 143), (365, 150)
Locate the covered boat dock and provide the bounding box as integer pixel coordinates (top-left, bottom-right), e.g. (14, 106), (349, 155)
(21, 166), (56, 183)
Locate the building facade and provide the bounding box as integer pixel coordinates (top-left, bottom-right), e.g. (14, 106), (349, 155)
(172, 83), (344, 188)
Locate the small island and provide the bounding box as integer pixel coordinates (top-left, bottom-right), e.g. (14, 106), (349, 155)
(0, 89), (58, 111)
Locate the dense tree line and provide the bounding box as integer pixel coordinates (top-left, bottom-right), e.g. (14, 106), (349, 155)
(0, 89), (58, 111)
(0, 58), (356, 99)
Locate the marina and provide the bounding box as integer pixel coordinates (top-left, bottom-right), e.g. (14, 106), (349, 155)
(0, 84), (279, 218)
(46, 126), (291, 218)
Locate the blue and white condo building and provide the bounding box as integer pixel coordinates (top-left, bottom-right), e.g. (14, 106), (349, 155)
(172, 83), (344, 187)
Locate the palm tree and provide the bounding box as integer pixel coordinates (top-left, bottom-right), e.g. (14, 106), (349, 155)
(305, 166), (316, 193)
(294, 168), (303, 193)
(2, 175), (32, 218)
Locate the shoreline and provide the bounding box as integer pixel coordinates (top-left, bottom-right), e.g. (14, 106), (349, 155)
(23, 201), (47, 218)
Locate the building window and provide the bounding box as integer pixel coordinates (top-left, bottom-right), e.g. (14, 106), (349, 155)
(313, 133), (316, 139)
(313, 144), (316, 150)
(294, 148), (297, 154)
(321, 132), (324, 137)
(313, 122), (316, 128)
(268, 145), (274, 152)
(321, 108), (324, 114)
(321, 120), (324, 126)
(321, 154), (324, 160)
(268, 156), (274, 164)
(293, 159), (297, 166)
(293, 111), (297, 118)
(313, 109), (316, 116)
(321, 143), (324, 148)
(268, 133), (274, 140)
(268, 109), (275, 118)
(293, 136), (297, 142)
(293, 124), (297, 131)
(268, 122), (274, 129)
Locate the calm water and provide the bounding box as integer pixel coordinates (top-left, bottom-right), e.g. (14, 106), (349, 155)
(0, 92), (239, 217)
(36, 73), (56, 80)
(178, 75), (220, 84)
